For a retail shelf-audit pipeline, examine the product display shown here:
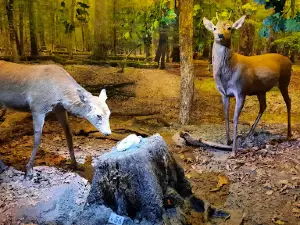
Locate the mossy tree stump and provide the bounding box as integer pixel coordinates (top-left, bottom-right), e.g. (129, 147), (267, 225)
(85, 135), (200, 224)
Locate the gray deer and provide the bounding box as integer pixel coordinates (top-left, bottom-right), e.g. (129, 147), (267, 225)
(0, 61), (111, 177)
(203, 14), (292, 155)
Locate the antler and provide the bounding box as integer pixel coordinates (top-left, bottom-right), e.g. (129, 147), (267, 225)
(216, 12), (219, 21)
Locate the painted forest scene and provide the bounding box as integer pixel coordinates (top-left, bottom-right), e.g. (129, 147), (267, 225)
(0, 0), (300, 224)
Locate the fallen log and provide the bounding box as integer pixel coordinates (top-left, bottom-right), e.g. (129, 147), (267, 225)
(111, 111), (160, 117)
(180, 132), (232, 151)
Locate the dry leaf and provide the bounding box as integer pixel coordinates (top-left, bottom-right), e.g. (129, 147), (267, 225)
(272, 217), (287, 225)
(210, 175), (229, 192)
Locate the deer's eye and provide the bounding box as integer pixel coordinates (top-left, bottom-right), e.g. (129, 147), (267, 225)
(213, 27), (217, 31)
(227, 27), (232, 30)
(97, 115), (103, 120)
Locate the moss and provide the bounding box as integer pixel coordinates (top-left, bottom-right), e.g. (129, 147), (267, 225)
(194, 78), (217, 93)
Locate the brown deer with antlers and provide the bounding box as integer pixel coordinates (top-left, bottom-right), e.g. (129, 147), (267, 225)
(203, 14), (292, 156)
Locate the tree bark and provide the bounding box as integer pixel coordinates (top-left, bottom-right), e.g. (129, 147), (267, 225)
(171, 0), (180, 62)
(290, 0), (296, 62)
(5, 0), (19, 62)
(28, 0), (39, 56)
(112, 0), (117, 56)
(93, 0), (111, 59)
(154, 27), (168, 69)
(37, 0), (46, 51)
(18, 3), (25, 56)
(179, 0), (194, 125)
(68, 0), (76, 59)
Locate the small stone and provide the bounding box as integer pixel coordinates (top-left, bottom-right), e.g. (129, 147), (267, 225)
(266, 144), (273, 150)
(265, 190), (273, 195)
(278, 180), (289, 185)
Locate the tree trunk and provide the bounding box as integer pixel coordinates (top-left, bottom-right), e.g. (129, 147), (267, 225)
(19, 4), (25, 56)
(68, 0), (76, 59)
(5, 0), (19, 62)
(81, 24), (85, 52)
(36, 0), (46, 51)
(290, 0), (295, 62)
(112, 0), (117, 56)
(179, 0), (194, 125)
(144, 43), (151, 59)
(154, 28), (168, 69)
(93, 0), (111, 59)
(171, 0), (180, 62)
(28, 0), (39, 56)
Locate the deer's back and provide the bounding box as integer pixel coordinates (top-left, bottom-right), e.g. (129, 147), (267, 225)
(235, 53), (292, 95)
(0, 61), (80, 112)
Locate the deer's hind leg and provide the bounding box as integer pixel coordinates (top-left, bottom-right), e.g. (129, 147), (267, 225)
(247, 93), (267, 137)
(279, 86), (292, 138)
(54, 105), (77, 169)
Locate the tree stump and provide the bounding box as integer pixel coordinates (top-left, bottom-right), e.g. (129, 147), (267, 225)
(76, 134), (208, 225)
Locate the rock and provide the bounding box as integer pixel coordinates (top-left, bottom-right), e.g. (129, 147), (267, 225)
(0, 166), (90, 225)
(172, 132), (186, 147)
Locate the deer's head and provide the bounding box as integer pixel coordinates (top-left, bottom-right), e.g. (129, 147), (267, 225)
(85, 89), (112, 136)
(203, 14), (246, 47)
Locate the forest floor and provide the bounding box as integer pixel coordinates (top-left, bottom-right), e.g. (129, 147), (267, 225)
(0, 61), (300, 225)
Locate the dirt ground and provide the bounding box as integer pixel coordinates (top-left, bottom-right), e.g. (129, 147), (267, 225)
(0, 61), (300, 225)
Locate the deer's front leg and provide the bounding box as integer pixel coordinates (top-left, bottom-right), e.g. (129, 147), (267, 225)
(55, 106), (77, 169)
(26, 113), (45, 179)
(232, 95), (245, 156)
(222, 95), (231, 145)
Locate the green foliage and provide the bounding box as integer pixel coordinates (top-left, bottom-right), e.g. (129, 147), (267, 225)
(58, 0), (90, 34)
(271, 33), (300, 52)
(116, 1), (176, 48)
(76, 2), (90, 23)
(255, 0), (300, 37)
(242, 2), (258, 15)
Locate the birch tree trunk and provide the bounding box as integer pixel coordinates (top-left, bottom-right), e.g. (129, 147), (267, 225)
(179, 0), (194, 125)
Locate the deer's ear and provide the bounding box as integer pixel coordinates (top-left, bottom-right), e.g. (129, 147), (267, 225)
(203, 17), (215, 31)
(232, 15), (246, 30)
(99, 89), (107, 102)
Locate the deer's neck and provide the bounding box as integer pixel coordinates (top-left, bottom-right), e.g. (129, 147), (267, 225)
(212, 42), (234, 77)
(61, 88), (93, 118)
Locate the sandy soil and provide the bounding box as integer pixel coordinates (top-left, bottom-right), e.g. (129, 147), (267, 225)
(0, 61), (300, 224)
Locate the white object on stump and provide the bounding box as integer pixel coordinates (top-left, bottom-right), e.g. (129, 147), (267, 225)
(116, 134), (142, 152)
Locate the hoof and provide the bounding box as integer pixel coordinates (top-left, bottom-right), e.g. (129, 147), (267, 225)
(25, 166), (34, 180)
(0, 161), (8, 173)
(0, 165), (8, 174)
(228, 151), (237, 159)
(25, 170), (34, 180)
(227, 140), (233, 146)
(70, 162), (78, 170)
